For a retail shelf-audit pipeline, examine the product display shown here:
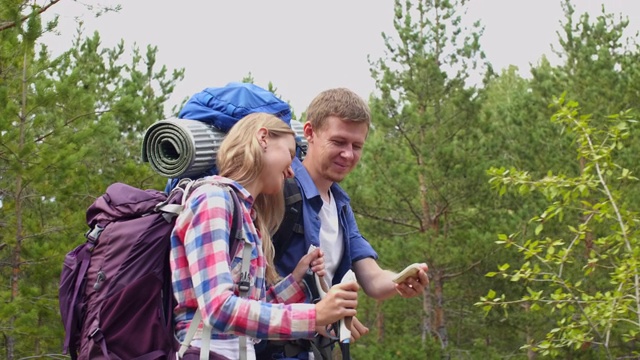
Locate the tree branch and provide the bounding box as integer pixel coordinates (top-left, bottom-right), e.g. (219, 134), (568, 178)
(442, 259), (483, 280)
(35, 110), (109, 143)
(0, 0), (62, 32)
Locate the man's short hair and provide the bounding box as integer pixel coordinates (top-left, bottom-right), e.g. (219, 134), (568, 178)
(306, 88), (371, 131)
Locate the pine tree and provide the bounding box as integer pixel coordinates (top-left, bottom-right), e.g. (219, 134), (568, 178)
(0, 3), (183, 358)
(344, 0), (494, 356)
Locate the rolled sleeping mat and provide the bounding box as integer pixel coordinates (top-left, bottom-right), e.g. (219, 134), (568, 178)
(143, 118), (309, 179)
(142, 118), (226, 178)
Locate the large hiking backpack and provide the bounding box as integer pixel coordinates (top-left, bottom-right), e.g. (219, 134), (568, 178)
(59, 180), (244, 360)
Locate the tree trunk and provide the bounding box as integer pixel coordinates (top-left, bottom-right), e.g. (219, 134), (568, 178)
(433, 271), (448, 349)
(5, 46), (30, 360)
(579, 157), (595, 258)
(35, 299), (43, 355)
(5, 331), (14, 360)
(523, 302), (536, 360)
(375, 299), (385, 342)
(434, 271), (451, 360)
(422, 278), (432, 343)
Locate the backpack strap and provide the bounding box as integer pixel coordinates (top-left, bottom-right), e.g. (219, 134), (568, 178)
(295, 138), (307, 161)
(227, 188), (251, 299)
(273, 178), (304, 265)
(309, 336), (336, 360)
(63, 245), (92, 360)
(178, 186), (249, 360)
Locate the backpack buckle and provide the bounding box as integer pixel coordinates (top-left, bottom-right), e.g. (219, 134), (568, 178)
(85, 225), (104, 243)
(89, 327), (103, 341)
(238, 272), (250, 293)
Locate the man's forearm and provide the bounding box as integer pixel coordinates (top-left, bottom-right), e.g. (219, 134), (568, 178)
(353, 258), (429, 300)
(363, 269), (400, 300)
(353, 258), (398, 300)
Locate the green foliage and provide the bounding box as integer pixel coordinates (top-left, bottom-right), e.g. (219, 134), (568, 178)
(2, 0), (640, 358)
(349, 0), (502, 356)
(471, 1), (640, 357)
(479, 95), (639, 358)
(549, 1), (640, 117)
(359, 0), (492, 264)
(0, 3), (183, 358)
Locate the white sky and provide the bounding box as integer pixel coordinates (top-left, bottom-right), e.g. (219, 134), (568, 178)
(42, 1), (640, 116)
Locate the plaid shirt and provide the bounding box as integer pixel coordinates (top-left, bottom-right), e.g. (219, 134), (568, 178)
(170, 176), (316, 341)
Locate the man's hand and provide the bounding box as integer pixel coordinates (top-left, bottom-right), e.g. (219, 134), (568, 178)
(349, 316), (369, 342)
(354, 258), (429, 300)
(394, 263), (429, 298)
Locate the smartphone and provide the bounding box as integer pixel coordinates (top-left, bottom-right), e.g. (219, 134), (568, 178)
(392, 263), (423, 284)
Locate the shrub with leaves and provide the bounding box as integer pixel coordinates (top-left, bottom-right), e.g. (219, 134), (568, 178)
(478, 94), (639, 358)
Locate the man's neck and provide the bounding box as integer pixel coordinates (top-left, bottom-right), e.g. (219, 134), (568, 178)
(302, 160), (333, 202)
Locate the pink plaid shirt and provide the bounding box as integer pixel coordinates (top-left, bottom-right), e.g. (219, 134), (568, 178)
(170, 176), (316, 341)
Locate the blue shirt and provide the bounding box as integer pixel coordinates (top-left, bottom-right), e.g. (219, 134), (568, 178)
(275, 158), (378, 285)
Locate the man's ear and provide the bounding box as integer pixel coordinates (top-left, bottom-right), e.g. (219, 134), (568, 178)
(303, 122), (314, 142)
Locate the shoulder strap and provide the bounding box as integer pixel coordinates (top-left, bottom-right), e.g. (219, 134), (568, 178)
(178, 186), (251, 360)
(62, 245), (92, 360)
(273, 178), (304, 265)
(226, 188), (245, 271)
(226, 188), (251, 360)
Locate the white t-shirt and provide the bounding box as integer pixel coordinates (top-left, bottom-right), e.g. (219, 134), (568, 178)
(318, 190), (344, 285)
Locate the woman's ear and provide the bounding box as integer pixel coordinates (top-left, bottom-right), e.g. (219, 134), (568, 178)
(256, 127), (269, 148)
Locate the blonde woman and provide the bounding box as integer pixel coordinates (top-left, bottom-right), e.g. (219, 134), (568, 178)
(170, 113), (359, 359)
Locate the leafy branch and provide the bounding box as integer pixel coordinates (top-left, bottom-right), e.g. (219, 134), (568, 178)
(476, 94), (639, 358)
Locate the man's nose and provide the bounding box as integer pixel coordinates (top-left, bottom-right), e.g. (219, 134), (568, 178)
(341, 145), (355, 160)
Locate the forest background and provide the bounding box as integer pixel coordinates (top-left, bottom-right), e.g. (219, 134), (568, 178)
(1, 0), (639, 359)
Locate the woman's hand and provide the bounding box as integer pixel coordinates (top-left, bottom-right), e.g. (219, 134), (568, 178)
(315, 281), (359, 326)
(292, 247), (326, 283)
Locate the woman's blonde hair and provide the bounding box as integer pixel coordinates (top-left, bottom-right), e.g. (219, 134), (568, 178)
(217, 113), (295, 283)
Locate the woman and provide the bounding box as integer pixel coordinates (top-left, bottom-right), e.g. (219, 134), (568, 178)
(170, 113), (358, 359)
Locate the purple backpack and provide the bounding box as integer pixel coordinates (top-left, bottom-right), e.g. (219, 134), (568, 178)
(59, 181), (242, 360)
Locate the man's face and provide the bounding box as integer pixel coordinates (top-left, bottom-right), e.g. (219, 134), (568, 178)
(307, 116), (368, 183)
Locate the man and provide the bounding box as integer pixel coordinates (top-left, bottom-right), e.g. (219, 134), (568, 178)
(262, 88), (429, 359)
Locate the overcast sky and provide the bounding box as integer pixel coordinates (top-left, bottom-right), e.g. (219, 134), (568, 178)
(43, 1), (640, 116)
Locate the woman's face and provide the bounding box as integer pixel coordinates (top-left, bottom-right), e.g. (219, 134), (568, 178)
(259, 134), (296, 195)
